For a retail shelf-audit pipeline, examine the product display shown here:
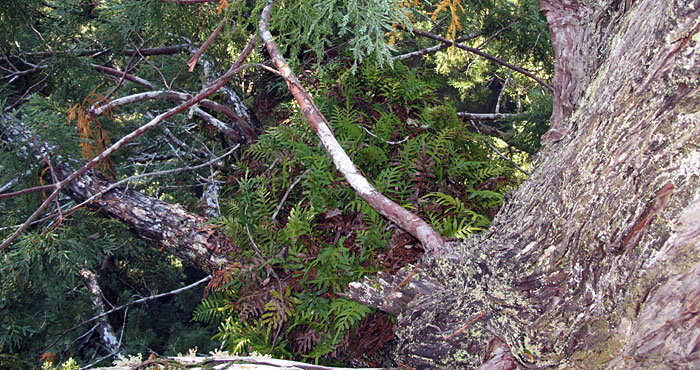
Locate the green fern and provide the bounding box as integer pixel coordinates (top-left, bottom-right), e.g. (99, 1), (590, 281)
(192, 292), (231, 325)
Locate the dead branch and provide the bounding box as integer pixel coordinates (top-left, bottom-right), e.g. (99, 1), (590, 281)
(395, 24), (553, 92)
(89, 90), (257, 142)
(93, 354), (395, 370)
(393, 32), (479, 61)
(42, 276), (212, 355)
(0, 36), (256, 251)
(259, 1), (447, 255)
(187, 20), (226, 72)
(91, 64), (155, 90)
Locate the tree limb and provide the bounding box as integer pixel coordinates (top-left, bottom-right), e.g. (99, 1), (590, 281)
(0, 37), (256, 251)
(42, 276), (212, 355)
(395, 24), (553, 92)
(259, 1), (447, 255)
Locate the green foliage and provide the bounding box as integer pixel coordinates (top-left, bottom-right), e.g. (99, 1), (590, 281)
(194, 59), (524, 364)
(1, 0), (551, 366)
(270, 0), (411, 72)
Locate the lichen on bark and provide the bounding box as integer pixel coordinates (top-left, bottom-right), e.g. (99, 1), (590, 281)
(393, 0), (700, 367)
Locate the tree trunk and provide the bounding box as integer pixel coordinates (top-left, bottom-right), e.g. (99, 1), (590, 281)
(389, 0), (700, 368)
(4, 0), (698, 367)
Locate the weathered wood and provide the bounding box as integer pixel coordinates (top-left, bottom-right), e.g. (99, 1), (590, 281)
(338, 265), (443, 315)
(57, 166), (239, 274)
(259, 1), (447, 255)
(0, 116), (238, 274)
(94, 355), (396, 370)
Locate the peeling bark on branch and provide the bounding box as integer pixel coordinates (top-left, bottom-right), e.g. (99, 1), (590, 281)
(259, 1), (447, 255)
(57, 167), (239, 273)
(0, 116), (239, 273)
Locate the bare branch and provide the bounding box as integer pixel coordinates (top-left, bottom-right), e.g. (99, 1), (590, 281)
(395, 24), (553, 92)
(124, 44), (187, 56)
(187, 20), (225, 72)
(90, 90), (257, 142)
(91, 64), (155, 90)
(0, 37), (256, 251)
(393, 33), (479, 61)
(42, 276), (212, 355)
(467, 120), (530, 176)
(271, 169), (310, 221)
(457, 112), (520, 121)
(259, 1), (447, 255)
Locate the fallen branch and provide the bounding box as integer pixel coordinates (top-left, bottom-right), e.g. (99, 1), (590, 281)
(259, 1), (447, 255)
(94, 354), (394, 370)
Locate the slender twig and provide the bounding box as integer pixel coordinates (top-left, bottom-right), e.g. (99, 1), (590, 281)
(90, 90), (256, 139)
(444, 310), (487, 340)
(5, 145), (239, 232)
(395, 24), (553, 91)
(187, 20), (226, 72)
(124, 44), (187, 56)
(245, 224), (264, 258)
(41, 276), (211, 355)
(468, 120), (530, 176)
(131, 38), (171, 89)
(361, 126), (408, 145)
(393, 33), (479, 61)
(271, 169), (309, 221)
(27, 21), (53, 53)
(90, 64), (155, 90)
(0, 37), (256, 251)
(0, 183), (55, 199)
(3, 73), (49, 112)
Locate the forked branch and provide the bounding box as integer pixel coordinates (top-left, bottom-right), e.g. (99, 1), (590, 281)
(259, 1), (447, 255)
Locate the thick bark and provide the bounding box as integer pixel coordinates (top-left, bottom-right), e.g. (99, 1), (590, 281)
(55, 166), (238, 274)
(390, 0), (700, 368)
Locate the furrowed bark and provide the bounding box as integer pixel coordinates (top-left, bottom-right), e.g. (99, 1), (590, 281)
(259, 1), (447, 255)
(391, 0), (700, 368)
